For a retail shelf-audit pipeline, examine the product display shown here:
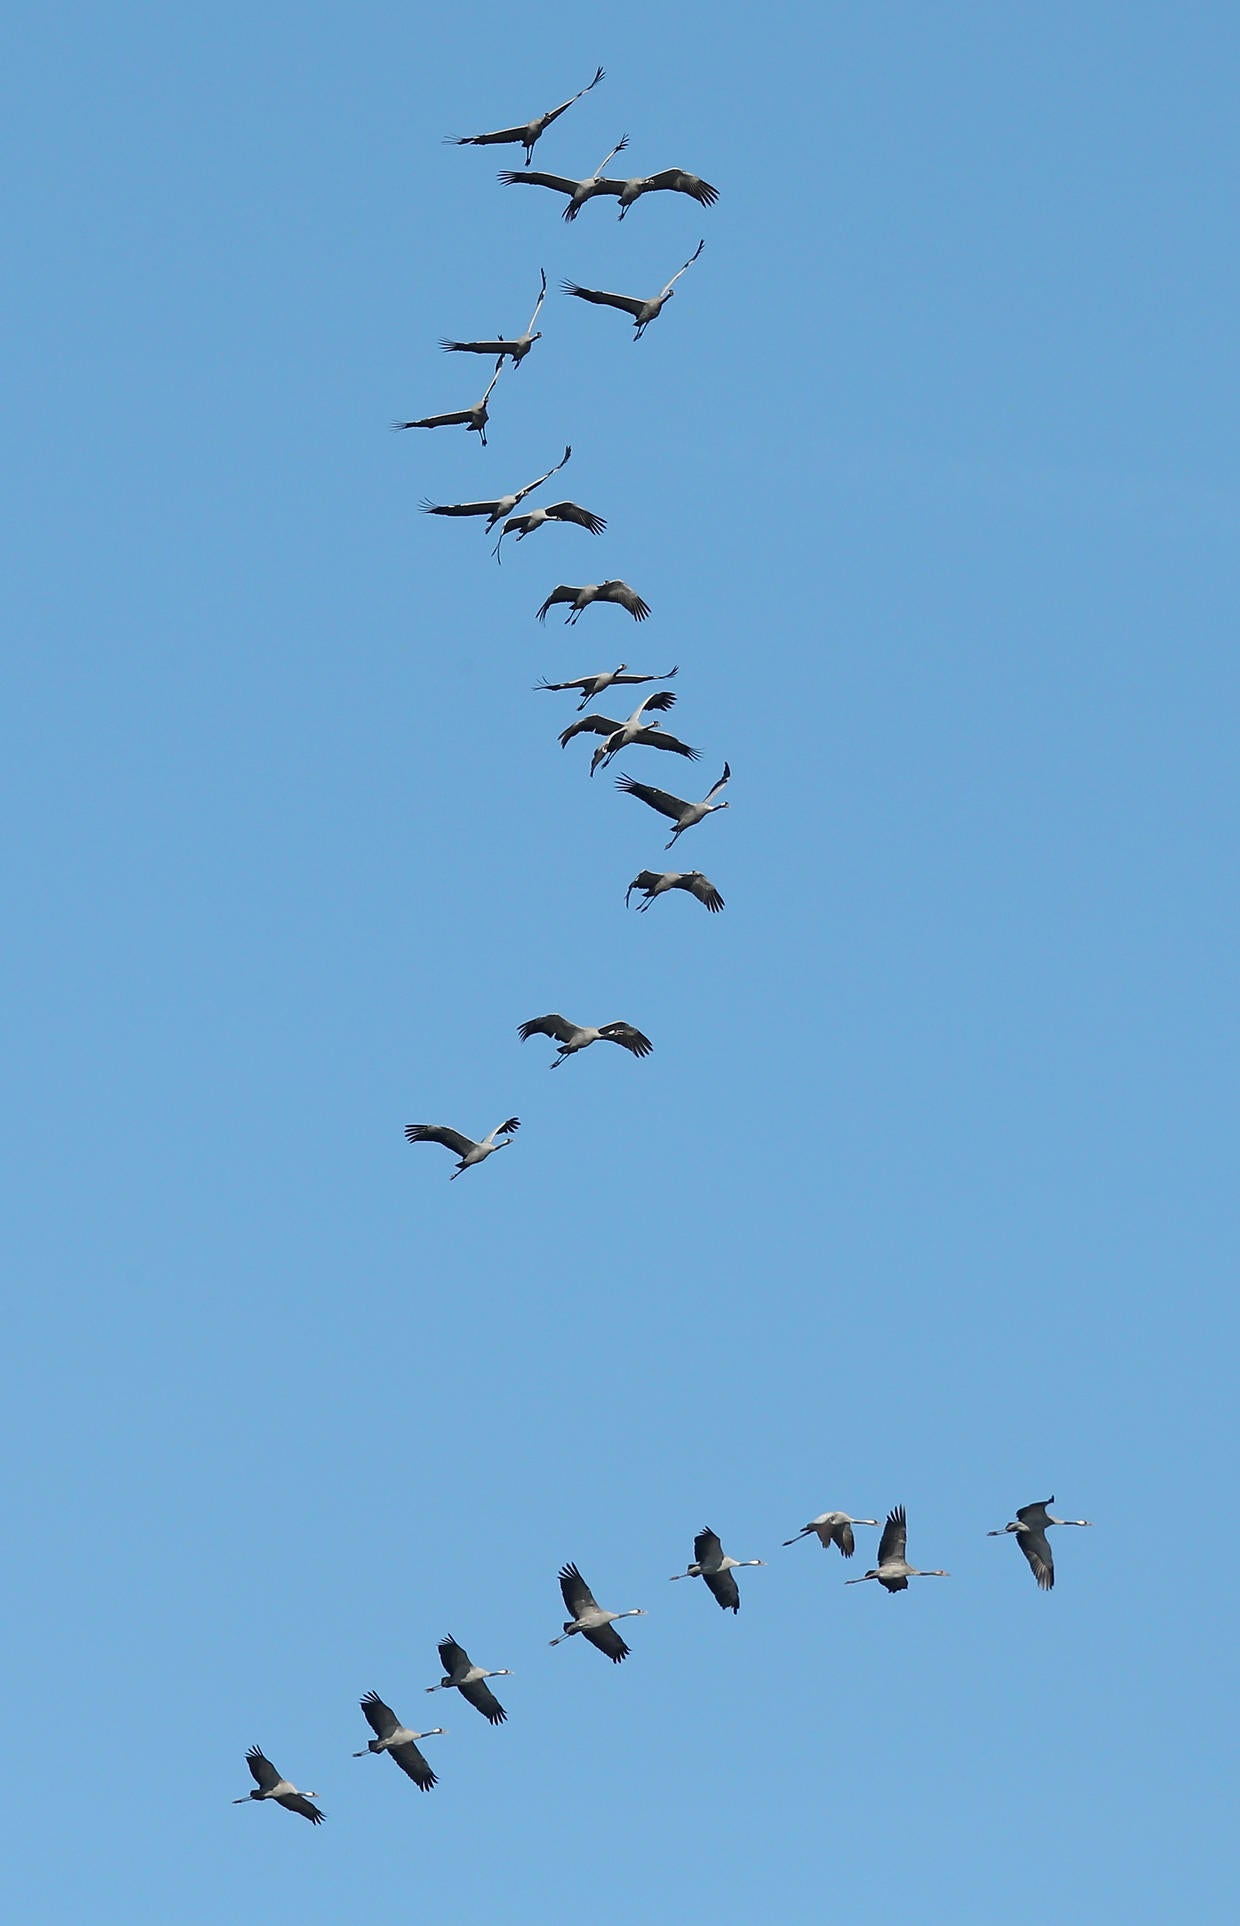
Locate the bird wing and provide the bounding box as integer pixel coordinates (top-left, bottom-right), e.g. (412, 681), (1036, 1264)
(544, 501), (606, 534)
(534, 675), (586, 692)
(278, 1792), (325, 1824)
(404, 1124), (475, 1157)
(642, 689), (676, 714)
(446, 120), (536, 148)
(584, 1623), (631, 1662)
(704, 762), (732, 804)
(437, 1637), (469, 1678)
(496, 1117), (520, 1137)
(420, 498), (501, 518)
(461, 1677), (507, 1725)
(536, 585), (577, 621)
(599, 1022), (653, 1057)
(833, 1520), (857, 1558)
(615, 775), (686, 820)
(642, 168), (719, 206)
(559, 1562), (598, 1618)
(694, 1528), (724, 1567)
(538, 64), (606, 128)
(704, 1568), (741, 1612)
(600, 581), (650, 619)
(512, 447), (571, 508)
(398, 408), (472, 430)
(561, 280), (648, 319)
(683, 872), (723, 910)
(627, 871), (663, 902)
(632, 728), (700, 759)
(360, 1691), (399, 1741)
(614, 664), (678, 686)
(526, 267), (548, 333)
(560, 712), (621, 746)
(389, 1741), (437, 1790)
(878, 1506), (907, 1566)
(1017, 1528), (1055, 1590)
(659, 237), (706, 300)
(498, 168), (579, 194)
(518, 1013), (577, 1044)
(439, 337), (512, 356)
(1016, 1499), (1054, 1530)
(245, 1747), (282, 1791)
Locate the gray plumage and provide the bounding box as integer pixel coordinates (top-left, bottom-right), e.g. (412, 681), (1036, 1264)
(615, 763), (730, 845)
(782, 1511), (880, 1558)
(626, 870), (724, 913)
(353, 1693), (443, 1791)
(427, 1637), (511, 1725)
(498, 137), (629, 219)
(562, 239), (704, 339)
(845, 1505), (950, 1593)
(518, 1013), (653, 1067)
(614, 169), (719, 219)
(404, 1117), (520, 1178)
(534, 663), (678, 710)
(549, 1562), (647, 1663)
(537, 580), (651, 624)
(669, 1528), (765, 1613)
(422, 446), (570, 531)
(987, 1496), (1093, 1591)
(233, 1747), (323, 1824)
(392, 365), (502, 444)
(440, 269), (548, 371)
(444, 66), (605, 166)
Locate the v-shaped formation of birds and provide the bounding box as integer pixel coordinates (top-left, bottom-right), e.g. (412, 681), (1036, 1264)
(235, 67), (1094, 1831)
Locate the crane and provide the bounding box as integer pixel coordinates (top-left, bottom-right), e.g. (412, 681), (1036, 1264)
(614, 168), (719, 219)
(233, 1747), (323, 1824)
(444, 66), (605, 167)
(782, 1511), (880, 1558)
(587, 693), (698, 776)
(615, 764), (731, 845)
(559, 702), (699, 772)
(498, 137), (630, 219)
(392, 365), (502, 445)
(403, 1117), (519, 1179)
(518, 1013), (652, 1067)
(845, 1506), (950, 1593)
(536, 580), (650, 624)
(352, 1694), (444, 1790)
(426, 1638), (511, 1725)
(440, 268), (548, 371)
(987, 1497), (1093, 1590)
(421, 447), (570, 532)
(670, 1527), (765, 1613)
(535, 663), (678, 711)
(549, 1563), (647, 1662)
(493, 498), (606, 561)
(562, 240), (704, 340)
(626, 870), (724, 913)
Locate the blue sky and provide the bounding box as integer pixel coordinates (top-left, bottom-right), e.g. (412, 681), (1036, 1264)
(3, 3), (1237, 1919)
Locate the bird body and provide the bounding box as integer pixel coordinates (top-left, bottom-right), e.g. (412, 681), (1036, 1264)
(845, 1506), (949, 1593)
(616, 763), (730, 844)
(445, 66), (605, 166)
(987, 1496), (1093, 1590)
(535, 663), (678, 710)
(393, 366), (502, 444)
(352, 1694), (443, 1790)
(589, 694), (696, 776)
(614, 169), (719, 218)
(426, 1638), (511, 1725)
(422, 447), (570, 532)
(626, 870), (723, 913)
(563, 239), (704, 338)
(559, 696), (698, 770)
(440, 269), (548, 370)
(670, 1528), (764, 1613)
(233, 1747), (323, 1824)
(537, 580), (651, 624)
(404, 1117), (520, 1178)
(549, 1563), (647, 1662)
(782, 1510), (879, 1558)
(498, 138), (629, 219)
(518, 1013), (652, 1067)
(494, 499), (606, 558)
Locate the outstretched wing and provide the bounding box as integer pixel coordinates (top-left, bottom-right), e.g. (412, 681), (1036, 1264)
(389, 1740), (437, 1791)
(642, 168), (719, 207)
(833, 1520), (857, 1558)
(278, 1792), (325, 1824)
(437, 1636), (469, 1679)
(559, 1561), (598, 1618)
(394, 408), (471, 431)
(683, 872), (724, 911)
(562, 280), (647, 319)
(694, 1528), (725, 1568)
(616, 774), (686, 821)
(599, 1022), (652, 1058)
(560, 712), (621, 746)
(878, 1506), (907, 1567)
(584, 1623), (630, 1662)
(544, 501), (606, 535)
(404, 1124), (475, 1157)
(496, 1117), (520, 1138)
(599, 581), (650, 619)
(704, 1569), (741, 1613)
(632, 728), (700, 760)
(498, 168), (579, 195)
(420, 497), (501, 518)
(659, 238), (706, 300)
(245, 1747), (281, 1792)
(536, 585), (577, 621)
(526, 267), (548, 333)
(518, 1013), (576, 1045)
(1017, 1528), (1055, 1590)
(704, 763), (732, 804)
(461, 1677), (507, 1725)
(360, 1691), (399, 1741)
(439, 337), (512, 357)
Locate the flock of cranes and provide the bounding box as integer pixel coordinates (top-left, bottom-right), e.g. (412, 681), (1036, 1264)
(237, 1500), (1094, 1823)
(235, 65), (1095, 1835)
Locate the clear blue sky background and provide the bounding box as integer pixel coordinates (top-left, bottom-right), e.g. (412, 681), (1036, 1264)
(3, 4), (1237, 1919)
